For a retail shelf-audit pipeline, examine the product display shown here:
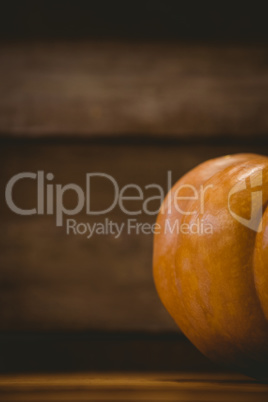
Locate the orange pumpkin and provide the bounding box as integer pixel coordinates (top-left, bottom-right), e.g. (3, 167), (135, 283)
(153, 154), (268, 380)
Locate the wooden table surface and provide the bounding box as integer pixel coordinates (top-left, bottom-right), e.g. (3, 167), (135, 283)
(0, 372), (268, 401)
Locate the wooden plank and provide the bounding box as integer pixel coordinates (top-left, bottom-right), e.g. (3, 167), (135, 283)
(2, 2), (267, 43)
(0, 332), (218, 373)
(0, 372), (268, 401)
(1, 141), (268, 332)
(0, 43), (268, 137)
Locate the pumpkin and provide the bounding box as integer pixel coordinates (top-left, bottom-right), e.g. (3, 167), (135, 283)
(153, 153), (268, 380)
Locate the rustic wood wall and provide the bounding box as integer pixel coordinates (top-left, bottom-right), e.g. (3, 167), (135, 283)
(1, 140), (268, 333)
(1, 40), (268, 356)
(1, 43), (268, 138)
(1, 2), (268, 380)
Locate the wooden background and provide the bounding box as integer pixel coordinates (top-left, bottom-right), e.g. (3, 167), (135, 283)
(1, 1), (268, 377)
(1, 140), (268, 335)
(1, 41), (268, 334)
(1, 43), (268, 138)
